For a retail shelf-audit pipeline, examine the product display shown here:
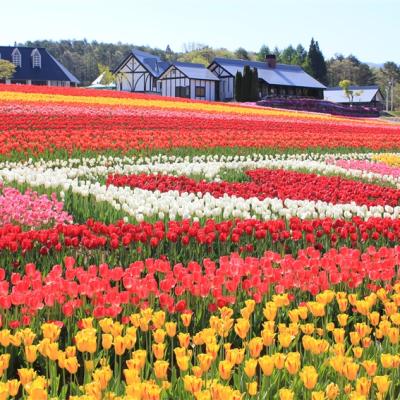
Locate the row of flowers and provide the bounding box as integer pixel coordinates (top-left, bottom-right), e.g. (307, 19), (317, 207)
(0, 260), (399, 398)
(107, 169), (400, 207)
(3, 165), (400, 223)
(1, 216), (400, 269)
(1, 86), (399, 158)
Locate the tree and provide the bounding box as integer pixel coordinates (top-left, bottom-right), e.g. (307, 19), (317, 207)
(280, 45), (297, 64)
(235, 71), (243, 102)
(97, 63), (115, 84)
(0, 60), (16, 80)
(242, 65), (252, 101)
(339, 80), (354, 103)
(257, 44), (271, 61)
(235, 47), (250, 60)
(307, 38), (327, 84)
(250, 68), (259, 101)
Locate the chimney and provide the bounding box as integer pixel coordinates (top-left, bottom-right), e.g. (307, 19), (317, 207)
(266, 54), (276, 68)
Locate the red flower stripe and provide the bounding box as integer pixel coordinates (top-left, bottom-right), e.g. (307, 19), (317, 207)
(2, 245), (399, 321)
(107, 169), (400, 207)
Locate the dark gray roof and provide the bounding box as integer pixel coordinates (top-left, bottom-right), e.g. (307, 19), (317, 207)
(210, 57), (326, 89)
(169, 62), (219, 81)
(114, 49), (169, 77)
(0, 46), (79, 83)
(324, 85), (383, 103)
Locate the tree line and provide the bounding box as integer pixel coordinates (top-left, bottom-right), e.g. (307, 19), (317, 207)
(0, 39), (397, 110)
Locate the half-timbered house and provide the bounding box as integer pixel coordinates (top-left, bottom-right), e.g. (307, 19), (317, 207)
(113, 49), (169, 94)
(159, 62), (219, 101)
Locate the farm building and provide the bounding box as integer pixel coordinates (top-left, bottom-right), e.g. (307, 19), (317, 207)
(114, 50), (326, 102)
(0, 46), (79, 86)
(113, 49), (169, 94)
(159, 62), (219, 101)
(208, 55), (326, 101)
(324, 85), (385, 109)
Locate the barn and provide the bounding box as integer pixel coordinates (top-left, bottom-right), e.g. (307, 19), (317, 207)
(208, 55), (326, 101)
(0, 46), (79, 86)
(113, 49), (169, 93)
(324, 85), (385, 110)
(159, 62), (219, 101)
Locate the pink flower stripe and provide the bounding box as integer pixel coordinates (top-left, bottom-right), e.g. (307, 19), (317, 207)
(0, 184), (72, 228)
(329, 158), (400, 178)
(107, 169), (400, 207)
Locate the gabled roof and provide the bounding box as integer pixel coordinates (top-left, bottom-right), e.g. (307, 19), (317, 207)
(324, 85), (383, 103)
(161, 62), (219, 81)
(114, 49), (170, 77)
(210, 57), (326, 89)
(0, 46), (79, 83)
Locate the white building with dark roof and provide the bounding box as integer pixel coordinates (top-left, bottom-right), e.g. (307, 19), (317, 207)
(114, 50), (326, 102)
(159, 62), (219, 101)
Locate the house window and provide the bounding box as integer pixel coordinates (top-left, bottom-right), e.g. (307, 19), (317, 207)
(11, 48), (21, 67)
(176, 86), (189, 98)
(31, 49), (41, 68)
(152, 79), (157, 90)
(195, 86), (206, 98)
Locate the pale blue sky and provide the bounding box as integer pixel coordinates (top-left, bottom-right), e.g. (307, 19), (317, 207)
(2, 0), (399, 63)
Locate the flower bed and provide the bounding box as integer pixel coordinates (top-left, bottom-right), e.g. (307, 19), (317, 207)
(1, 85), (400, 399)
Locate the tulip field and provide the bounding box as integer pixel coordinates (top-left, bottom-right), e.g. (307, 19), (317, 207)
(2, 84), (400, 400)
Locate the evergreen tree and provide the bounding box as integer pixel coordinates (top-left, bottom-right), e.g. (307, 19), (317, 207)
(235, 47), (250, 60)
(242, 65), (252, 101)
(307, 38), (327, 84)
(235, 71), (243, 102)
(257, 45), (271, 61)
(250, 68), (259, 101)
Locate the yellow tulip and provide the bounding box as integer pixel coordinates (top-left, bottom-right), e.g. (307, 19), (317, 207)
(113, 335), (126, 356)
(355, 377), (371, 396)
(65, 357), (79, 374)
(165, 322), (177, 337)
(279, 388), (294, 400)
(234, 318), (250, 339)
(299, 365), (318, 390)
(176, 355), (190, 371)
(311, 391), (325, 400)
(244, 358), (257, 378)
(362, 360), (377, 376)
(285, 352), (301, 375)
(154, 360), (169, 380)
(152, 343), (165, 360)
(373, 375), (391, 394)
(153, 328), (166, 344)
(325, 382), (340, 399)
(25, 345), (38, 363)
(218, 360), (233, 380)
(101, 334), (113, 350)
(183, 374), (203, 394)
(247, 381), (257, 396)
(258, 355), (274, 376)
(181, 312), (192, 328)
(248, 336), (263, 358)
(198, 353), (213, 372)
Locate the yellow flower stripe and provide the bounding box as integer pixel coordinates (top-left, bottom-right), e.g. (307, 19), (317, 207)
(0, 90), (388, 124)
(373, 153), (400, 167)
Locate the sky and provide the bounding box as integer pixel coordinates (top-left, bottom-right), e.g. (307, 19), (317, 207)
(2, 0), (399, 64)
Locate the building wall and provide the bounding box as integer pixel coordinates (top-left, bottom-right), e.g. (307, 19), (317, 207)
(161, 68), (215, 101)
(117, 56), (158, 93)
